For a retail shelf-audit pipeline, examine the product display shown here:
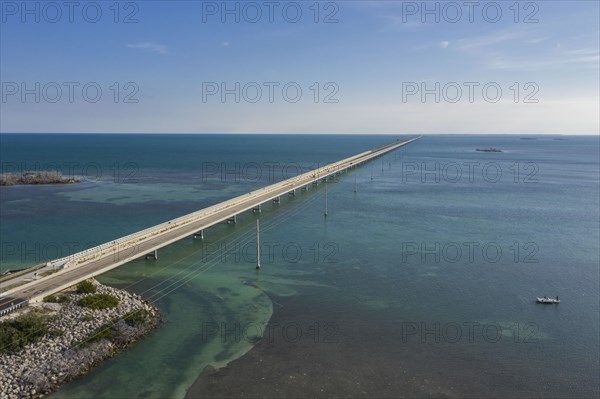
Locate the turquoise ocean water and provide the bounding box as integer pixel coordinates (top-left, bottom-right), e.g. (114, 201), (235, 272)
(0, 134), (598, 397)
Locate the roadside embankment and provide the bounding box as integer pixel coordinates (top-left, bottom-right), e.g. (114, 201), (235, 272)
(0, 281), (160, 399)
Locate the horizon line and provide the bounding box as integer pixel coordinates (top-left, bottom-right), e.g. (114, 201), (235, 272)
(1, 132), (598, 136)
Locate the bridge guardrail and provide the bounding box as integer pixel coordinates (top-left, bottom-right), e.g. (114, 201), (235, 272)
(2, 137), (420, 299)
(50, 148), (377, 268)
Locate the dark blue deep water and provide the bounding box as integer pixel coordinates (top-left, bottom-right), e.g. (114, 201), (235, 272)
(1, 134), (598, 398)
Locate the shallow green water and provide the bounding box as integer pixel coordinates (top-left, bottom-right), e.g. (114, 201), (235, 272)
(1, 134), (598, 397)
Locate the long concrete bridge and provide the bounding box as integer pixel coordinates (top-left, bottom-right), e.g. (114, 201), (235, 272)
(0, 137), (420, 313)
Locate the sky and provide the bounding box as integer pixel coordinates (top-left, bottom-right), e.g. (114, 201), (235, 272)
(0, 0), (599, 134)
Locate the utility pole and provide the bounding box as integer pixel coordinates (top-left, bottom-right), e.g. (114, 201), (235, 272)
(324, 182), (328, 217)
(256, 219), (261, 270)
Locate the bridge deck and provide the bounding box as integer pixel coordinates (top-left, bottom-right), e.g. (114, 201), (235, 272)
(0, 137), (420, 308)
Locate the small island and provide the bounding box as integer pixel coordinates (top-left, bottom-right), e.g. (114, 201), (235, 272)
(0, 172), (80, 187)
(0, 279), (160, 399)
(475, 148), (503, 153)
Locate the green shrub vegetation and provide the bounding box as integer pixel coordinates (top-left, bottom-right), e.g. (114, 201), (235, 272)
(0, 313), (50, 353)
(44, 294), (58, 303)
(76, 280), (97, 294)
(87, 324), (116, 343)
(44, 294), (70, 304)
(80, 294), (120, 310)
(124, 309), (149, 326)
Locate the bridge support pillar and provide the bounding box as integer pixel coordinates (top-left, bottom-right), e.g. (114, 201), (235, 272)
(302, 185), (308, 191)
(272, 197), (280, 204)
(288, 189), (296, 197)
(193, 230), (204, 239)
(145, 250), (158, 260)
(227, 215), (237, 224)
(253, 204), (261, 213)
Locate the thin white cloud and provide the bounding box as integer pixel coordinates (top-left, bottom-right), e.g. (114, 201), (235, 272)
(456, 31), (518, 51)
(221, 41), (230, 47)
(564, 48), (600, 56)
(527, 37), (548, 45)
(127, 42), (168, 55)
(439, 41), (450, 49)
(488, 43), (599, 70)
(450, 26), (599, 71)
(489, 55), (599, 70)
(380, 15), (426, 31)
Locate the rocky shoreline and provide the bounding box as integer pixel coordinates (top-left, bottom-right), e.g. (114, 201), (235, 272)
(0, 172), (80, 187)
(0, 283), (160, 399)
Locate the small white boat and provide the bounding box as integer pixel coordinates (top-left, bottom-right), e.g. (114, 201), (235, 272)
(536, 296), (560, 304)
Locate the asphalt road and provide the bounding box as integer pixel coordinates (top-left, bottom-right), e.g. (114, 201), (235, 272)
(0, 137), (419, 309)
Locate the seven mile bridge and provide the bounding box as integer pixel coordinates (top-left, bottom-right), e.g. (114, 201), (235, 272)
(0, 136), (421, 314)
